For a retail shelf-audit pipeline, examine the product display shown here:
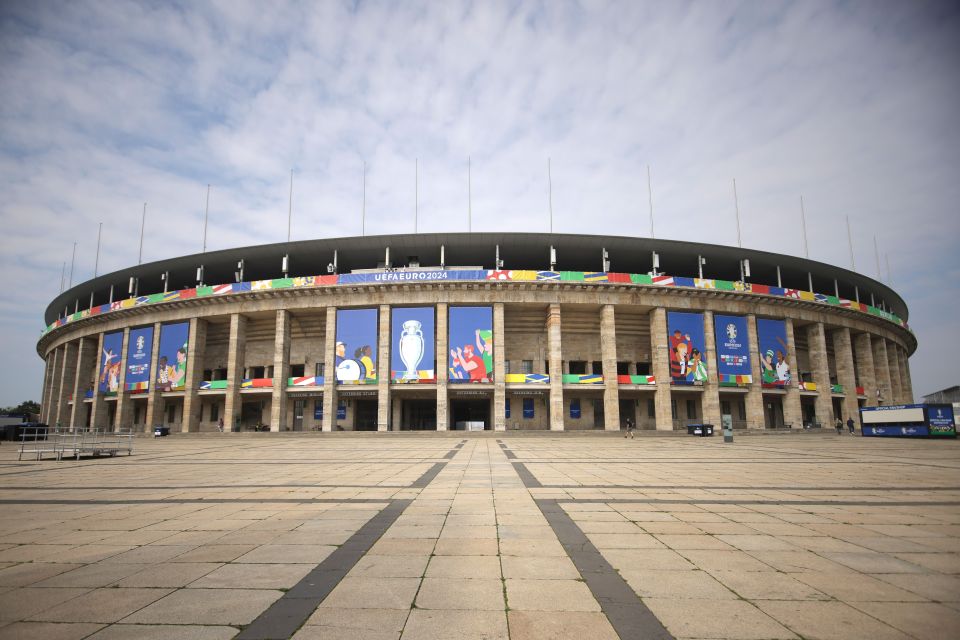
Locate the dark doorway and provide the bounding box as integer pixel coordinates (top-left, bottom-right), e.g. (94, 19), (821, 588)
(764, 396), (785, 428)
(451, 399), (490, 430)
(619, 399), (635, 429)
(240, 400), (264, 430)
(355, 400), (378, 431)
(401, 399), (437, 430)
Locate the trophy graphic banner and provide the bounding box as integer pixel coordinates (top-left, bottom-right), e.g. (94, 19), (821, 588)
(391, 307), (435, 382)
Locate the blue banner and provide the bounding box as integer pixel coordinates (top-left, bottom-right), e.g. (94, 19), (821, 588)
(449, 306), (493, 382)
(523, 397), (534, 419)
(125, 326), (154, 390)
(314, 399), (323, 421)
(714, 315), (750, 380)
(390, 307), (435, 381)
(157, 322), (189, 391)
(505, 398), (510, 418)
(98, 331), (124, 393)
(667, 312), (707, 383)
(570, 398), (581, 419)
(336, 309), (379, 383)
(338, 270), (487, 285)
(863, 425), (930, 437)
(757, 318), (790, 386)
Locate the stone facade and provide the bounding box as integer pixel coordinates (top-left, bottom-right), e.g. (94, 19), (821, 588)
(38, 281), (915, 433)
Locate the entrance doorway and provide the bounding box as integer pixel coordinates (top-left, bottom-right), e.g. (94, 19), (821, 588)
(451, 399), (490, 430)
(355, 399), (378, 431)
(240, 400), (265, 430)
(764, 396), (785, 428)
(399, 399), (436, 430)
(619, 399), (635, 429)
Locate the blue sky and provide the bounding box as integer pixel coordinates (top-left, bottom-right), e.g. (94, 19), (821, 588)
(0, 1), (957, 406)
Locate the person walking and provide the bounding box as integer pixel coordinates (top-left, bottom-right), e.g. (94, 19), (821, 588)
(847, 416), (856, 434)
(835, 417), (843, 435)
(217, 417), (224, 432)
(624, 417), (635, 439)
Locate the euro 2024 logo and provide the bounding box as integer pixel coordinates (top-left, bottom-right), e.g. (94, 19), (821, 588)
(726, 323), (737, 341)
(136, 335), (145, 352)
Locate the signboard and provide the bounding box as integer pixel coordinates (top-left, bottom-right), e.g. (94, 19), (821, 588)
(863, 425), (929, 437)
(861, 405), (925, 424)
(448, 306), (493, 382)
(714, 314), (750, 383)
(156, 322), (189, 391)
(337, 403), (346, 420)
(756, 319), (791, 387)
(313, 400), (323, 421)
(124, 326), (154, 391)
(98, 331), (124, 393)
(570, 398), (581, 419)
(505, 398), (510, 419)
(666, 312), (707, 384)
(335, 309), (378, 384)
(522, 398), (534, 419)
(390, 307), (435, 382)
(927, 404), (956, 437)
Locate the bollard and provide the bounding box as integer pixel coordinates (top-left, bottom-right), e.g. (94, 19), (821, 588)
(722, 414), (734, 443)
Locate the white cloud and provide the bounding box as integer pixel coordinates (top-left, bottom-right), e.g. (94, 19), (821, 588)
(0, 0), (957, 406)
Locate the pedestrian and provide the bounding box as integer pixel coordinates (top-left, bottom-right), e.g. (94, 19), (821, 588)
(217, 417), (224, 432)
(624, 417), (635, 439)
(847, 416), (855, 434)
(835, 417), (843, 435)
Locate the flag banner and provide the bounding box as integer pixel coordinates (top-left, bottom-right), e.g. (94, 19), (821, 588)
(667, 312), (707, 385)
(336, 308), (379, 384)
(448, 306), (493, 382)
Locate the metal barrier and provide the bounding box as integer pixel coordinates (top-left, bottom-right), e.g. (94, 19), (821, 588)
(18, 428), (135, 461)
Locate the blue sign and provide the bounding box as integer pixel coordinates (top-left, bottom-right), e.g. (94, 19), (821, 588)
(337, 403), (346, 420)
(863, 425), (930, 437)
(338, 270), (487, 285)
(157, 322), (189, 391)
(449, 306), (493, 382)
(505, 398), (510, 418)
(928, 405), (955, 428)
(667, 312), (707, 383)
(570, 399), (581, 419)
(757, 318), (790, 386)
(714, 315), (749, 380)
(125, 326), (154, 390)
(336, 309), (378, 383)
(523, 398), (534, 419)
(314, 400), (323, 421)
(390, 307), (435, 381)
(98, 331), (124, 393)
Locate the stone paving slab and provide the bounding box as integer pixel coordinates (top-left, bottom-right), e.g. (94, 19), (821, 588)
(0, 433), (959, 639)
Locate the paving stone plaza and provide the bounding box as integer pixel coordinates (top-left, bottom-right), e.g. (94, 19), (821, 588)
(1, 432), (959, 640)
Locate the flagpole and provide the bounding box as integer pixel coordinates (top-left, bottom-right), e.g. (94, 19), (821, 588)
(548, 158), (554, 234)
(800, 195), (810, 258)
(138, 203), (146, 264)
(203, 184), (210, 253)
(733, 179), (742, 248)
(647, 165), (655, 239)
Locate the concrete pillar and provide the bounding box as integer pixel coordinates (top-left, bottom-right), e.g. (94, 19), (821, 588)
(701, 311), (722, 427)
(114, 328), (132, 432)
(182, 318), (206, 433)
(806, 322), (833, 424)
(89, 333), (107, 430)
(391, 396), (402, 431)
(68, 337), (96, 431)
(744, 315), (765, 429)
(224, 314), (247, 432)
(493, 302), (506, 431)
(899, 347), (913, 403)
(832, 327), (859, 425)
(41, 349), (59, 425)
(436, 303), (448, 431)
(377, 304), (390, 431)
(783, 319), (803, 427)
(321, 306), (337, 432)
(54, 342), (78, 429)
(600, 304), (620, 431)
(143, 323), (163, 433)
(872, 337), (892, 405)
(854, 333), (877, 407)
(887, 341), (903, 404)
(547, 303), (564, 431)
(270, 310), (291, 432)
(650, 307), (673, 430)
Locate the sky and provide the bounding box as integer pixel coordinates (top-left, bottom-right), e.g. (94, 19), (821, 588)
(0, 0), (957, 407)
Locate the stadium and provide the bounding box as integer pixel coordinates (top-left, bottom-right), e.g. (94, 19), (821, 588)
(36, 233), (915, 433)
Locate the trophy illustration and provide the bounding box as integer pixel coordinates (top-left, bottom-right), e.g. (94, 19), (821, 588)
(399, 320), (424, 380)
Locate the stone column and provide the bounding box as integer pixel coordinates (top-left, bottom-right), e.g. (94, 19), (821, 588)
(224, 314), (247, 432)
(744, 315), (765, 429)
(650, 307), (673, 430)
(54, 341), (78, 429)
(547, 303), (564, 431)
(143, 323), (163, 433)
(377, 305), (390, 431)
(783, 319), (803, 427)
(41, 349), (60, 425)
(270, 310), (291, 432)
(899, 347), (913, 403)
(114, 329), (132, 432)
(832, 327), (859, 425)
(702, 311), (722, 427)
(493, 302), (506, 431)
(806, 322), (833, 424)
(854, 333), (877, 407)
(68, 337), (96, 431)
(89, 333), (107, 430)
(182, 318), (206, 433)
(872, 337), (892, 405)
(600, 304), (620, 431)
(887, 341), (903, 404)
(321, 306), (337, 432)
(436, 303), (448, 431)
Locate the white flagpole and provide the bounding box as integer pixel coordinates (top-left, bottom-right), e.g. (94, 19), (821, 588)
(733, 179), (742, 248)
(799, 195), (810, 258)
(548, 158), (554, 233)
(647, 165), (655, 239)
